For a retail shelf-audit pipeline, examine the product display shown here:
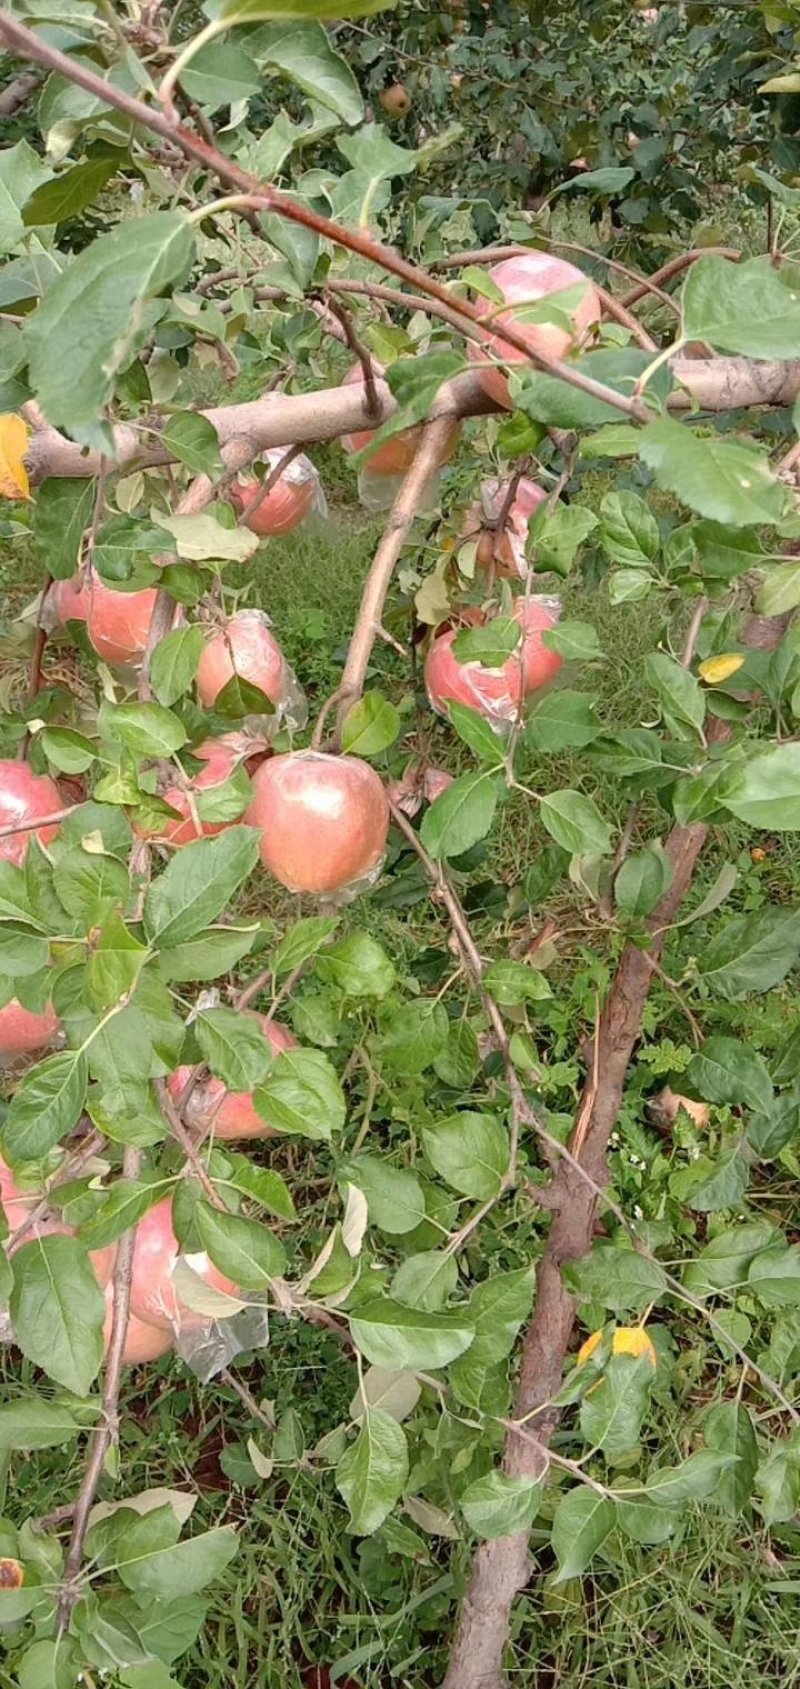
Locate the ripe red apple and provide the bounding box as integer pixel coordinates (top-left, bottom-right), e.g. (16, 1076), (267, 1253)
(140, 733), (249, 847)
(341, 364), (458, 476)
(0, 999), (60, 1061)
(461, 476), (547, 579)
(245, 750), (390, 896)
(102, 1287), (174, 1365)
(229, 451), (319, 538)
(196, 610), (288, 712)
(466, 251), (601, 407)
(167, 1014), (297, 1141)
(425, 598), (562, 726)
(0, 1154), (33, 1234)
(47, 574), (91, 628)
(127, 1197), (237, 1334)
(0, 760), (63, 866)
(84, 570), (160, 668)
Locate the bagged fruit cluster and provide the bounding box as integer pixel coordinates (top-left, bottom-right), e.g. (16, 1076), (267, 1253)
(196, 607), (308, 737)
(425, 595), (564, 731)
(458, 476), (546, 580)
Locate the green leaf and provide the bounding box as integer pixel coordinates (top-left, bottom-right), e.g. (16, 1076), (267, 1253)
(423, 1112), (509, 1200)
(645, 1449), (738, 1507)
(512, 347), (661, 431)
(78, 1179), (164, 1251)
(23, 155), (119, 228)
(699, 906), (800, 998)
(690, 520), (763, 582)
(756, 562), (800, 617)
(350, 1299), (474, 1370)
(162, 412), (223, 478)
(721, 743), (800, 830)
(156, 511), (259, 565)
(181, 41), (262, 107)
(149, 626), (207, 708)
(341, 691), (401, 757)
(222, 1154), (296, 1221)
(390, 1251), (458, 1312)
(579, 1353), (655, 1460)
(155, 923), (258, 984)
(703, 1401), (758, 1513)
(0, 140), (52, 255)
(599, 490), (660, 567)
(541, 620), (603, 662)
(639, 418), (786, 527)
(452, 617), (520, 668)
(0, 923), (48, 977)
(32, 479), (95, 580)
(25, 213), (195, 450)
(3, 1050), (87, 1161)
(446, 702), (507, 765)
(340, 1156), (426, 1235)
(615, 1497), (682, 1545)
(568, 1244), (666, 1313)
(376, 998), (449, 1076)
(0, 1396), (87, 1452)
(607, 568), (653, 605)
(551, 1489), (614, 1582)
(680, 1148), (750, 1212)
(40, 727), (96, 776)
(531, 505), (598, 577)
(748, 1089), (800, 1159)
(272, 914), (338, 977)
(216, 0), (393, 18)
(253, 1047), (346, 1141)
(686, 1037), (773, 1113)
(144, 827), (261, 948)
(420, 770), (501, 860)
(526, 690), (600, 753)
(684, 1221), (778, 1297)
(614, 842), (674, 920)
(580, 423), (640, 460)
(117, 1525), (238, 1598)
(540, 789), (613, 855)
(247, 18), (363, 124)
(86, 913), (148, 1012)
(433, 1020), (479, 1090)
(645, 651), (705, 738)
(195, 1202), (286, 1288)
(682, 255), (800, 359)
(748, 1245), (800, 1306)
(756, 1431), (800, 1525)
(334, 1406), (408, 1540)
(10, 1233), (104, 1394)
(195, 1007), (274, 1091)
(460, 1472), (542, 1540)
(316, 932), (395, 997)
(482, 959), (552, 1004)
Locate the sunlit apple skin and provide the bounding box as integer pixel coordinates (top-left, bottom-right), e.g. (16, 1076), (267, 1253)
(462, 476), (547, 578)
(84, 570), (160, 667)
(0, 760), (63, 866)
(466, 252), (601, 407)
(127, 1197), (237, 1334)
(341, 365), (458, 474)
(230, 468), (316, 537)
(425, 599), (563, 725)
(48, 575), (91, 626)
(0, 999), (60, 1060)
(167, 1014), (297, 1141)
(196, 610), (287, 711)
(245, 750), (390, 896)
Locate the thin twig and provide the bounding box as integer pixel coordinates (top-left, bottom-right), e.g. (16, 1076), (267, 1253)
(0, 805), (74, 840)
(154, 1077), (223, 1208)
(58, 1144), (143, 1632)
(240, 442), (305, 532)
(621, 246), (741, 307)
(8, 1129), (106, 1253)
(323, 293), (381, 416)
(221, 1367), (276, 1432)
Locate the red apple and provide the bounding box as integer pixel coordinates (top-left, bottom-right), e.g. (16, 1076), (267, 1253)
(230, 450), (319, 538)
(47, 574), (91, 627)
(246, 750), (389, 896)
(196, 610), (288, 712)
(467, 252), (601, 407)
(85, 570), (160, 668)
(425, 598), (562, 726)
(0, 760), (63, 866)
(141, 733), (249, 847)
(341, 364), (458, 475)
(0, 998), (60, 1060)
(102, 1287), (174, 1365)
(127, 1197), (237, 1334)
(461, 476), (547, 579)
(167, 1014), (297, 1141)
(0, 1155), (33, 1234)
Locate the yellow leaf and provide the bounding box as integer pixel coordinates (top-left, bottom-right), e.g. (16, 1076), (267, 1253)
(612, 1325), (657, 1367)
(698, 653), (744, 685)
(0, 413), (30, 502)
(576, 1329), (603, 1367)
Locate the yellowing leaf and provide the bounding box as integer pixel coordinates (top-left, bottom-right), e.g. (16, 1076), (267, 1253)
(0, 413), (30, 501)
(577, 1329), (603, 1367)
(698, 653), (744, 685)
(577, 1324), (657, 1368)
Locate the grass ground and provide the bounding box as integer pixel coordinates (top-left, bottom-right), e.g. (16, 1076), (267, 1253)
(3, 482), (800, 1688)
